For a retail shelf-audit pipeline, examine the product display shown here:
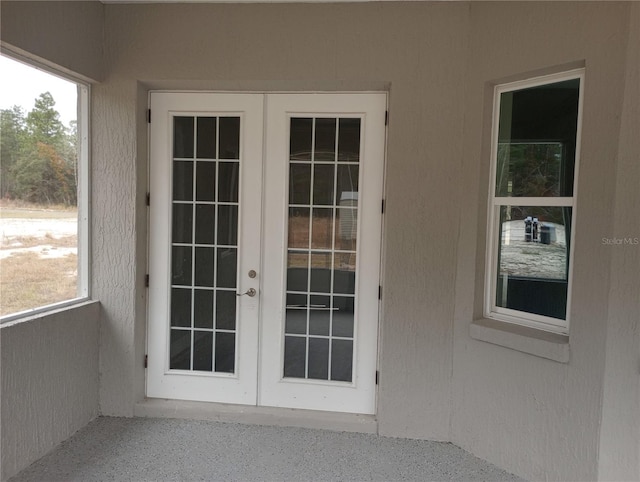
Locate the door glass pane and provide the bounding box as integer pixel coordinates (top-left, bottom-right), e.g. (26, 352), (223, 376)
(331, 340), (353, 382)
(169, 115), (239, 373)
(283, 116), (360, 382)
(313, 164), (335, 205)
(290, 118), (313, 161)
(286, 252), (308, 292)
(218, 162), (239, 202)
(170, 329), (191, 370)
(284, 336), (306, 378)
(196, 117), (217, 159)
(194, 247), (214, 287)
(172, 203), (193, 244)
(314, 118), (336, 161)
(288, 207), (310, 249)
(173, 117), (194, 158)
(219, 117), (240, 160)
(215, 333), (235, 373)
(194, 204), (215, 245)
(285, 293), (307, 335)
(193, 289), (214, 329)
(338, 118), (360, 162)
(336, 165), (358, 206)
(195, 161), (216, 202)
(289, 164), (311, 205)
(308, 338), (329, 380)
(215, 290), (237, 330)
(173, 161), (193, 201)
(193, 331), (213, 371)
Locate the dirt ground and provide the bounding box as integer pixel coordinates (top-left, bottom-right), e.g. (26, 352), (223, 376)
(0, 207), (78, 316)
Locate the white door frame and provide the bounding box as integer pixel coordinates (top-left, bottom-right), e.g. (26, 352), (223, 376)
(147, 91), (386, 415)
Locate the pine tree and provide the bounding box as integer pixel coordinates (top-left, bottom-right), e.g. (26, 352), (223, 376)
(9, 92), (77, 205)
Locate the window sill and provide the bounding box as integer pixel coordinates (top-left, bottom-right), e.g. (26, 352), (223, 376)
(0, 298), (94, 327)
(470, 318), (569, 363)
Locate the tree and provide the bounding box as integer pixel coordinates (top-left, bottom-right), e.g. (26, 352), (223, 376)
(0, 106), (26, 198)
(26, 92), (66, 146)
(6, 92), (78, 205)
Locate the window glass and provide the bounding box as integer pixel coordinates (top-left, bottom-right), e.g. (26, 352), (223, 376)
(488, 72), (582, 332)
(0, 55), (88, 319)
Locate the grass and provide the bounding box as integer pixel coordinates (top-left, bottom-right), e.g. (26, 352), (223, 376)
(0, 201), (79, 317)
(0, 199), (77, 219)
(0, 251), (78, 316)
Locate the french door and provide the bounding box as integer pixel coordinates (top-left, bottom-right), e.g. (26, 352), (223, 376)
(147, 92), (386, 414)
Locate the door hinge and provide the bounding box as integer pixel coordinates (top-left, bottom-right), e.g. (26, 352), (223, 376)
(147, 109), (151, 123)
(375, 370), (379, 385)
(145, 274), (149, 287)
(144, 354), (148, 368)
(385, 110), (388, 126)
(381, 199), (385, 214)
(146, 192), (150, 206)
(378, 285), (382, 300)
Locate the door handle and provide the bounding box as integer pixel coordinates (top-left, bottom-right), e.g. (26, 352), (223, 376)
(237, 288), (257, 297)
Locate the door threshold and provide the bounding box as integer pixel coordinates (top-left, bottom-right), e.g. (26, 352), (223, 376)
(135, 398), (378, 434)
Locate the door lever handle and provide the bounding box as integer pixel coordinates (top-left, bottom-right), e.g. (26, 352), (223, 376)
(237, 288), (257, 297)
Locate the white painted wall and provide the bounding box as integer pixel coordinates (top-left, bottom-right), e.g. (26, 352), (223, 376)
(0, 302), (100, 481)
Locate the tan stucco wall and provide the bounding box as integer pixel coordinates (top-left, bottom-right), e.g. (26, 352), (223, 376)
(0, 302), (100, 481)
(598, 4), (640, 481)
(451, 2), (635, 480)
(96, 2), (470, 438)
(1, 2), (638, 481)
(0, 1), (104, 82)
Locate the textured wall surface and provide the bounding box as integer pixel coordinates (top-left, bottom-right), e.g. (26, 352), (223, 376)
(0, 1), (104, 81)
(99, 1), (470, 437)
(0, 302), (100, 481)
(1, 2), (638, 481)
(451, 3), (632, 481)
(598, 4), (640, 480)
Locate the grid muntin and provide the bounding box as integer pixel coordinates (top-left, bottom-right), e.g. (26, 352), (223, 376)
(285, 117), (360, 382)
(169, 115), (240, 373)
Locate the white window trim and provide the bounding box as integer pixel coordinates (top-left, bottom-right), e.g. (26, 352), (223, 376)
(484, 69), (585, 336)
(0, 52), (91, 325)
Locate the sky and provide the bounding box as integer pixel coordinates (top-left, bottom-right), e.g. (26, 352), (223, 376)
(0, 54), (78, 127)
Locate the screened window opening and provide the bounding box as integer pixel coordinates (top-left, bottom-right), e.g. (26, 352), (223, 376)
(0, 54), (89, 321)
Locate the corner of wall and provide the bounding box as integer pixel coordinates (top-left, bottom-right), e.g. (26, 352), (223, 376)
(597, 3), (640, 480)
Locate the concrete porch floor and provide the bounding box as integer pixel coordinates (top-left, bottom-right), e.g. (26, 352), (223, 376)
(9, 417), (523, 481)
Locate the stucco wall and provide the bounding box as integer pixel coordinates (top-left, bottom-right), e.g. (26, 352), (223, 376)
(452, 3), (633, 480)
(96, 3), (636, 480)
(598, 4), (640, 480)
(0, 2), (637, 481)
(0, 1), (104, 82)
(97, 2), (470, 437)
(0, 302), (100, 481)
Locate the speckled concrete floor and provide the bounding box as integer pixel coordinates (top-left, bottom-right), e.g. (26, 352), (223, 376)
(10, 417), (524, 482)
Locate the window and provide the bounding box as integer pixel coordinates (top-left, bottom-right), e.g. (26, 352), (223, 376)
(0, 54), (89, 321)
(485, 70), (583, 334)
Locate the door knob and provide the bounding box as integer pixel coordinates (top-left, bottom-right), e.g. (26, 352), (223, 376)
(237, 288), (257, 297)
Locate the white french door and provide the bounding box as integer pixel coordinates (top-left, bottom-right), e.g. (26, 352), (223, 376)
(147, 92), (386, 414)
